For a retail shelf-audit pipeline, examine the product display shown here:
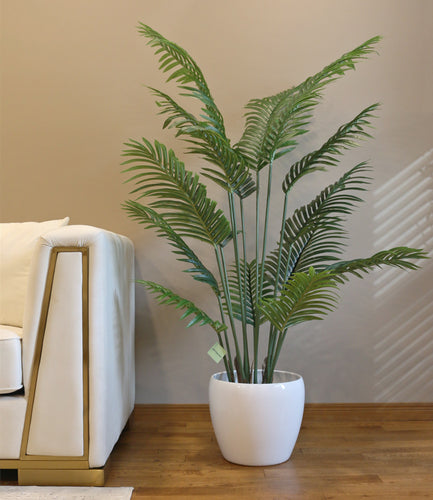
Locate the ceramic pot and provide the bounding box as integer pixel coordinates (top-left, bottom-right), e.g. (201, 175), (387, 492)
(209, 370), (305, 466)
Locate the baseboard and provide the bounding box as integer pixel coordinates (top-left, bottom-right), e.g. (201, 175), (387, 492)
(133, 402), (433, 421)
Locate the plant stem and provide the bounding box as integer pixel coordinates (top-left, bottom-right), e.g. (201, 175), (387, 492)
(216, 294), (234, 380)
(282, 243), (294, 286)
(258, 159), (274, 298)
(268, 245), (293, 377)
(265, 191), (289, 382)
(239, 197), (250, 376)
(215, 246), (245, 381)
(253, 170), (261, 383)
(274, 192), (289, 295)
(228, 192), (249, 375)
(257, 159), (274, 383)
(270, 327), (289, 375)
(265, 324), (276, 382)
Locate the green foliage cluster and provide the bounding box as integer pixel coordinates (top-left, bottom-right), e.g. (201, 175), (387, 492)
(123, 25), (427, 383)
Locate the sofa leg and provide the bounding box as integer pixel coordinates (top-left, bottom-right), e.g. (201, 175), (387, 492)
(18, 467), (105, 486)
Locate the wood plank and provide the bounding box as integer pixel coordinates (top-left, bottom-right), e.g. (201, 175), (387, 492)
(103, 404), (433, 499)
(2, 403), (432, 498)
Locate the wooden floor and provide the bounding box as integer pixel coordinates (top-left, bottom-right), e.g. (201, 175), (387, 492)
(104, 404), (433, 499)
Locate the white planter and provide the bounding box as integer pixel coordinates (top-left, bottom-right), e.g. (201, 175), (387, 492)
(209, 370), (305, 466)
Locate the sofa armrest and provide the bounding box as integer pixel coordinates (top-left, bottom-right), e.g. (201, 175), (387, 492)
(21, 225), (135, 467)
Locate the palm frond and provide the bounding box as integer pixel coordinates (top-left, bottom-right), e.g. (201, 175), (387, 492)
(148, 67), (254, 197)
(185, 128), (255, 198)
(226, 260), (273, 326)
(236, 89), (313, 170)
(138, 23), (226, 139)
(140, 280), (227, 333)
(291, 163), (371, 274)
(258, 268), (340, 332)
(324, 247), (429, 282)
(149, 87), (199, 136)
(123, 201), (220, 293)
(122, 138), (232, 246)
(282, 103), (380, 193)
(236, 37), (381, 171)
(265, 162), (372, 289)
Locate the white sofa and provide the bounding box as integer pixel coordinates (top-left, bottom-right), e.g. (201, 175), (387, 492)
(0, 220), (135, 485)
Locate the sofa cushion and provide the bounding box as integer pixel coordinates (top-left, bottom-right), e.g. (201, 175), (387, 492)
(0, 325), (23, 394)
(0, 218), (69, 327)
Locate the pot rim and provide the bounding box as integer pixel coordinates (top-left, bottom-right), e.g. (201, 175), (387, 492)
(211, 369), (303, 385)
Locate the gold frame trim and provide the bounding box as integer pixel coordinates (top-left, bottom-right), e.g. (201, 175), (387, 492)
(0, 246), (103, 485)
(18, 468), (104, 486)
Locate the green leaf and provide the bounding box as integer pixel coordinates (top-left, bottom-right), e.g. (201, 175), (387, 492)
(149, 87), (198, 135)
(138, 23), (226, 137)
(282, 103), (380, 193)
(140, 280), (227, 333)
(236, 37), (381, 171)
(324, 247), (429, 282)
(265, 162), (372, 289)
(122, 138), (232, 246)
(185, 128), (255, 198)
(143, 32), (254, 198)
(225, 259), (273, 326)
(123, 201), (220, 293)
(258, 268), (340, 332)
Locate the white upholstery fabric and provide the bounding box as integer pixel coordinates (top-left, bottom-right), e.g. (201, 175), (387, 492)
(0, 396), (27, 459)
(84, 229), (135, 467)
(0, 224), (135, 468)
(22, 225), (135, 467)
(26, 252), (84, 457)
(0, 218), (69, 327)
(0, 326), (23, 394)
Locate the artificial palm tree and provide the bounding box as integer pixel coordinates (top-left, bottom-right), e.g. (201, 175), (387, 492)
(123, 25), (427, 384)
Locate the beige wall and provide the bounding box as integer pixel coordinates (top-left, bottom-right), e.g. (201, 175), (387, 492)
(1, 0), (432, 402)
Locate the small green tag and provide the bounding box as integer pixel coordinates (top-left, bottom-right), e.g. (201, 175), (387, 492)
(207, 343), (227, 363)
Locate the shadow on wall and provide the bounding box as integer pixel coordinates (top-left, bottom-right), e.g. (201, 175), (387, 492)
(373, 149), (433, 402)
